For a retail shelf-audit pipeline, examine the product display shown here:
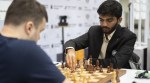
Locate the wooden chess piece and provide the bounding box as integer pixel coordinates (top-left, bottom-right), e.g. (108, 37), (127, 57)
(82, 76), (87, 83)
(87, 55), (94, 73)
(61, 62), (65, 68)
(83, 59), (86, 69)
(107, 66), (111, 73)
(84, 60), (88, 70)
(96, 59), (100, 70)
(80, 66), (84, 73)
(112, 70), (117, 83)
(116, 69), (120, 82)
(76, 60), (80, 68)
(65, 68), (70, 78)
(110, 62), (114, 72)
(99, 65), (103, 72)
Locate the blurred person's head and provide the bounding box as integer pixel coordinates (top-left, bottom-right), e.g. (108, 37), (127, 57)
(97, 0), (122, 35)
(2, 0), (48, 41)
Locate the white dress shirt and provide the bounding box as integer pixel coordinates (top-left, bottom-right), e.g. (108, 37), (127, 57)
(98, 30), (116, 59)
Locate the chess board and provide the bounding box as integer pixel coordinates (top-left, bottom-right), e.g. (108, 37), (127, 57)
(58, 66), (126, 83)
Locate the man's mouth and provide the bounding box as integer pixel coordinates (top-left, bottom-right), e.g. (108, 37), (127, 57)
(102, 27), (110, 32)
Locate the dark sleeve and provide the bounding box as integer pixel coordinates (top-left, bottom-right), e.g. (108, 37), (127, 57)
(64, 31), (89, 51)
(24, 44), (65, 83)
(114, 33), (137, 68)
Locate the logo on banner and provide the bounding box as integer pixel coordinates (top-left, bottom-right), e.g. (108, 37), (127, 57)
(85, 0), (89, 3)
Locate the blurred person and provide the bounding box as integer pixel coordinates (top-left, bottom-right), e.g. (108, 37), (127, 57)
(0, 0), (70, 83)
(65, 0), (136, 69)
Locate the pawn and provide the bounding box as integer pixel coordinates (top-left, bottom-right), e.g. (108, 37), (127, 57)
(84, 60), (88, 70)
(61, 62), (65, 68)
(76, 60), (80, 68)
(110, 62), (114, 72)
(99, 65), (103, 72)
(112, 70), (117, 83)
(96, 59), (100, 70)
(107, 66), (111, 73)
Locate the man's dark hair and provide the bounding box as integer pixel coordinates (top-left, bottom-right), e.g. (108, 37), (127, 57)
(97, 0), (122, 18)
(4, 0), (48, 27)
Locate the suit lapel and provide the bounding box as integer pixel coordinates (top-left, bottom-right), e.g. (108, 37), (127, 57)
(106, 25), (122, 58)
(94, 26), (103, 58)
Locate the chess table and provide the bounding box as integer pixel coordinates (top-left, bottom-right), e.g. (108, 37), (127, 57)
(58, 66), (126, 83)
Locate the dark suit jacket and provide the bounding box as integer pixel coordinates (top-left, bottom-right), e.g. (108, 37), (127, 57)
(65, 25), (137, 68)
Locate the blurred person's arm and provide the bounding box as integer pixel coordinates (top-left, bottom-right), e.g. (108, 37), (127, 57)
(23, 42), (67, 83)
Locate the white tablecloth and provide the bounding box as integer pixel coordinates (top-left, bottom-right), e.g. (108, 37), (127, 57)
(120, 69), (150, 83)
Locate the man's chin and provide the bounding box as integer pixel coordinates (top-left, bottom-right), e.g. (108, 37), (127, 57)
(102, 30), (109, 33)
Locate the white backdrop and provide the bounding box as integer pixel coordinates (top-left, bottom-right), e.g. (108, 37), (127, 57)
(0, 0), (105, 61)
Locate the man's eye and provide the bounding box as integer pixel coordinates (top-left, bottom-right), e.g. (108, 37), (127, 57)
(100, 19), (104, 22)
(107, 19), (113, 22)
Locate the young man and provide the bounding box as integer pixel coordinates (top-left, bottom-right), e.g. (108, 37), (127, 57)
(65, 0), (137, 69)
(0, 0), (70, 83)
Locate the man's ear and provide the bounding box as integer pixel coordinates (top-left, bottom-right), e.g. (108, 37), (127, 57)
(24, 21), (34, 36)
(118, 17), (122, 24)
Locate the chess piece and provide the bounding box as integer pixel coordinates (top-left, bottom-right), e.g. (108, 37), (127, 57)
(87, 76), (90, 82)
(99, 65), (103, 72)
(116, 69), (120, 82)
(61, 62), (65, 68)
(110, 62), (114, 72)
(72, 73), (76, 81)
(96, 59), (100, 70)
(65, 68), (70, 78)
(84, 60), (88, 70)
(80, 66), (84, 73)
(76, 60), (80, 68)
(89, 55), (92, 64)
(107, 66), (111, 73)
(87, 64), (94, 73)
(87, 55), (94, 73)
(82, 76), (87, 83)
(112, 70), (117, 83)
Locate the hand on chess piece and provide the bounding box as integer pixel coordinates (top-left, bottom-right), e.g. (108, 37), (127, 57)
(65, 48), (76, 71)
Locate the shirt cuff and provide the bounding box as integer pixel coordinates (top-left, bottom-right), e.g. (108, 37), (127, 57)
(65, 47), (75, 54)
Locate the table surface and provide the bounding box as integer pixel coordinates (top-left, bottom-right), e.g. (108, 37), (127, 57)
(120, 69), (150, 83)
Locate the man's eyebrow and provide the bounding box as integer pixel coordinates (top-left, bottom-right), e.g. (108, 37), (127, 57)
(99, 17), (114, 20)
(107, 17), (113, 19)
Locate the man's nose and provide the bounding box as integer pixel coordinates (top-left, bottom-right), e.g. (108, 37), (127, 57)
(101, 21), (108, 26)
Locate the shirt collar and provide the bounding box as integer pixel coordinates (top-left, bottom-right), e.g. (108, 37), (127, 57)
(103, 29), (116, 41)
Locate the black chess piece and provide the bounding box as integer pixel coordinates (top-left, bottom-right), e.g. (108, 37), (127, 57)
(99, 65), (103, 72)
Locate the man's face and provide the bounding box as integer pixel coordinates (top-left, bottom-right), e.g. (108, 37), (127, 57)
(29, 18), (46, 41)
(99, 15), (121, 34)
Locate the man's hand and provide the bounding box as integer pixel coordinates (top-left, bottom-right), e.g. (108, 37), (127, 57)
(65, 48), (76, 71)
